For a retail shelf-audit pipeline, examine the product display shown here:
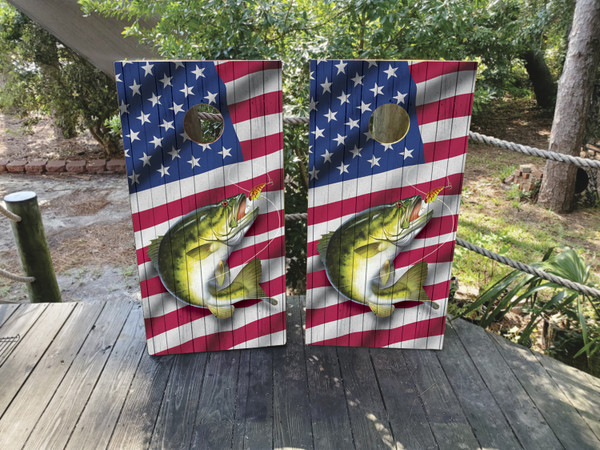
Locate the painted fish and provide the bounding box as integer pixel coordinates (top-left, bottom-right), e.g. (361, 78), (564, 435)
(147, 193), (277, 319)
(317, 195), (437, 317)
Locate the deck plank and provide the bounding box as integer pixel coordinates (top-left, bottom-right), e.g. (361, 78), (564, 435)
(437, 321), (522, 448)
(489, 331), (600, 449)
(0, 302), (105, 449)
(26, 301), (135, 450)
(452, 318), (563, 448)
(403, 348), (481, 449)
(0, 303), (20, 328)
(65, 303), (146, 449)
(336, 347), (395, 449)
(189, 352), (241, 449)
(0, 303), (71, 416)
(149, 352), (208, 450)
(272, 295), (313, 449)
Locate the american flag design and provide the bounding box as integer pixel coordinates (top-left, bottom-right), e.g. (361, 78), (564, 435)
(306, 60), (477, 349)
(115, 60), (286, 355)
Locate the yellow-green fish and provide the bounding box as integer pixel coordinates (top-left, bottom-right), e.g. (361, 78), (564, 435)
(317, 195), (437, 317)
(147, 193), (277, 319)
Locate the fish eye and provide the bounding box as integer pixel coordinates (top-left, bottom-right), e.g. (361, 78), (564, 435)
(221, 200), (229, 207)
(395, 201), (403, 208)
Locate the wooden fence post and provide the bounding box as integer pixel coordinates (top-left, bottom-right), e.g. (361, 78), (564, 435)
(4, 191), (61, 303)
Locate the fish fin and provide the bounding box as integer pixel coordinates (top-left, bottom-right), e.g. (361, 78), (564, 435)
(379, 260), (393, 286)
(223, 258), (269, 299)
(367, 302), (395, 318)
(355, 242), (386, 258)
(186, 243), (216, 261)
(208, 304), (235, 319)
(372, 261), (429, 301)
(316, 232), (334, 266)
(216, 260), (229, 286)
(147, 236), (163, 272)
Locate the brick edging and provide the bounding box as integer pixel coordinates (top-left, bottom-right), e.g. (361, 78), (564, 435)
(0, 158), (126, 175)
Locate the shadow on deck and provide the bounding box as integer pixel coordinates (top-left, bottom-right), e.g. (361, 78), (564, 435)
(0, 296), (598, 449)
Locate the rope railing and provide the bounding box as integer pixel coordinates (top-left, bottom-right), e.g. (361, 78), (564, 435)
(0, 204), (21, 222)
(0, 267), (34, 283)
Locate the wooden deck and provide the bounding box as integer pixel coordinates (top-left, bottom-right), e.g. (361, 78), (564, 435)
(0, 296), (598, 449)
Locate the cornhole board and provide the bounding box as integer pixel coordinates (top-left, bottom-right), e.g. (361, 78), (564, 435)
(306, 60), (477, 348)
(115, 60), (286, 354)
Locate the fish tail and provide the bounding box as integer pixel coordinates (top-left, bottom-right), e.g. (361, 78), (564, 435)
(216, 258), (278, 305)
(373, 261), (430, 302)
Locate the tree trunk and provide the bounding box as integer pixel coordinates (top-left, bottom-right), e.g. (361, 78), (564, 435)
(522, 49), (557, 109)
(537, 0), (600, 213)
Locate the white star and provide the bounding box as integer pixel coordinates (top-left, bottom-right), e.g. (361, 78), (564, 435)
(368, 155), (381, 167)
(157, 164), (170, 177)
(383, 65), (398, 79)
(118, 100), (129, 115)
(139, 152), (151, 167)
(358, 101), (372, 114)
(129, 79), (141, 96)
(160, 119), (174, 131)
(320, 77), (332, 94)
(337, 162), (349, 174)
(128, 171), (140, 185)
(173, 62), (185, 70)
(180, 84), (194, 97)
(309, 167), (319, 180)
(364, 130), (373, 141)
(170, 103), (184, 115)
(350, 145), (362, 158)
(126, 130), (140, 142)
(148, 93), (161, 107)
(311, 126), (324, 140)
(149, 136), (163, 148)
(310, 71), (315, 80)
(204, 91), (218, 104)
(200, 143), (211, 151)
(123, 148), (130, 158)
(393, 91), (407, 104)
(137, 112), (150, 125)
(351, 72), (364, 87)
(219, 147), (232, 159)
(308, 145), (313, 154)
(115, 73), (122, 83)
(333, 133), (346, 147)
(368, 61), (378, 68)
(345, 117), (360, 130)
(324, 109), (337, 122)
(142, 61), (154, 77)
(160, 73), (172, 88)
(369, 83), (384, 96)
(168, 146), (181, 160)
(337, 91), (351, 105)
(334, 61), (347, 75)
(309, 97), (318, 112)
(403, 148), (414, 159)
(316, 58), (327, 64)
(383, 143), (394, 151)
(180, 131), (190, 142)
(188, 155), (201, 168)
(322, 149), (333, 163)
(192, 65), (205, 79)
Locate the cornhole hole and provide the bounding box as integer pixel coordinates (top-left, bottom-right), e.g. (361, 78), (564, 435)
(306, 60), (477, 348)
(115, 60), (286, 354)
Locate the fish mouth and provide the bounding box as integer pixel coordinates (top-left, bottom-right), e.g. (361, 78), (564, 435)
(231, 193), (258, 229)
(407, 196), (433, 230)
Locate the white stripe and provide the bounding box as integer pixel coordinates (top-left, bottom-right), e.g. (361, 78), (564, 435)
(309, 155), (465, 207)
(305, 297), (447, 344)
(144, 255), (286, 317)
(224, 69), (281, 105)
(230, 329), (286, 350)
(385, 332), (444, 349)
(130, 154), (283, 214)
(150, 293), (285, 354)
(420, 116), (470, 144)
(415, 70), (476, 105)
(232, 113), (282, 143)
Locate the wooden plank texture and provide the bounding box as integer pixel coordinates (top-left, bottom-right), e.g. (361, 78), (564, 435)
(26, 301), (134, 450)
(65, 303), (146, 449)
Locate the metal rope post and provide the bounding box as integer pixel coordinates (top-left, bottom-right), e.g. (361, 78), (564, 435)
(4, 192), (61, 303)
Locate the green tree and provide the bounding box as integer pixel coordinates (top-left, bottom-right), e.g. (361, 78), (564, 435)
(0, 1), (121, 156)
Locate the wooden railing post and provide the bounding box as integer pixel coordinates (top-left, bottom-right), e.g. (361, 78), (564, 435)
(4, 191), (61, 303)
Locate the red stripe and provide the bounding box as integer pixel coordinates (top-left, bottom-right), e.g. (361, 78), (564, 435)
(154, 311), (286, 354)
(228, 91), (282, 123)
(309, 316), (446, 347)
(409, 61), (477, 84)
(132, 169), (282, 232)
(239, 132), (283, 161)
(215, 61), (282, 84)
(141, 270), (285, 299)
(307, 173), (463, 227)
(416, 93), (474, 125)
(423, 136), (468, 164)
